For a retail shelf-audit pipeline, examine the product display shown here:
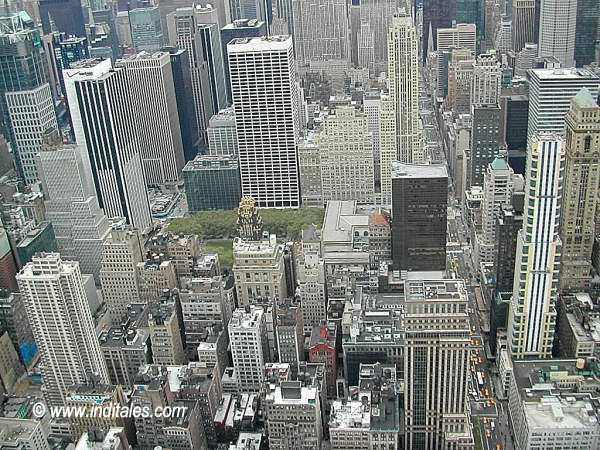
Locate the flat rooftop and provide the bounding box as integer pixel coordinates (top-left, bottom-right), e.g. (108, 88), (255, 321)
(228, 35), (291, 52)
(391, 162), (448, 179)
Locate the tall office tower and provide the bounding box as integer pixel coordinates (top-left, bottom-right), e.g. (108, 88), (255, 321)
(167, 5), (227, 145)
(314, 105), (375, 204)
(446, 50), (475, 116)
(378, 94), (397, 202)
(355, 0), (398, 74)
(391, 163), (448, 272)
(511, 0), (535, 53)
(501, 93), (529, 169)
(115, 52), (185, 186)
(514, 42), (538, 77)
(403, 278), (472, 450)
(291, 0), (350, 65)
(471, 51), (501, 106)
(228, 36), (302, 208)
(16, 253), (109, 406)
(387, 12), (424, 165)
(527, 68), (600, 150)
(507, 133), (565, 359)
(364, 93), (382, 192)
(456, 0), (485, 44)
(0, 12), (58, 185)
(574, 0), (599, 67)
(436, 23), (477, 55)
(207, 107), (238, 156)
(220, 19), (267, 103)
(477, 156), (514, 267)
(230, 0), (268, 21)
(63, 59), (152, 230)
(538, 0), (577, 67)
(495, 16), (512, 53)
(296, 228), (326, 334)
(100, 226), (144, 323)
(228, 306), (267, 392)
(39, 0), (85, 36)
(422, 0), (457, 63)
(470, 104), (502, 187)
(116, 11), (133, 50)
(560, 89), (600, 291)
(37, 133), (110, 283)
(129, 7), (164, 52)
(164, 47), (200, 162)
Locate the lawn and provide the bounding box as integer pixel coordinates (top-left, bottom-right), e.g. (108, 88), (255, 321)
(168, 207), (324, 241)
(204, 239), (234, 268)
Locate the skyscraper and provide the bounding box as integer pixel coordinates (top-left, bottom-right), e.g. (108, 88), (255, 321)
(403, 278), (472, 450)
(17, 253), (109, 406)
(387, 11), (424, 164)
(391, 162), (448, 272)
(37, 132), (111, 283)
(39, 0), (86, 37)
(291, 0), (350, 65)
(355, 0), (399, 73)
(436, 23), (477, 55)
(574, 0), (599, 67)
(228, 36), (302, 208)
(421, 0), (457, 63)
(538, 0), (577, 67)
(63, 59), (152, 230)
(471, 51), (501, 106)
(228, 306), (267, 392)
(100, 226), (144, 323)
(559, 89), (600, 291)
(511, 0), (535, 53)
(115, 52), (185, 186)
(129, 7), (164, 52)
(0, 12), (58, 185)
(469, 104), (502, 187)
(167, 5), (227, 145)
(526, 68), (600, 150)
(508, 133), (565, 359)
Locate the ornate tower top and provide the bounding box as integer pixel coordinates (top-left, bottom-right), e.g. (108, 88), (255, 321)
(237, 196), (263, 241)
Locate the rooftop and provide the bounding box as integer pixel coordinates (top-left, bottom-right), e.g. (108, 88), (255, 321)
(573, 87), (599, 108)
(391, 162), (448, 179)
(228, 35), (291, 52)
(322, 201), (369, 244)
(0, 418), (41, 444)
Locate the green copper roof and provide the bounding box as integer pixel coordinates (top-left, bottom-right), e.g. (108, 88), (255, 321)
(490, 156), (509, 171)
(573, 87), (598, 108)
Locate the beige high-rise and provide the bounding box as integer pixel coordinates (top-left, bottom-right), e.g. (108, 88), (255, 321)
(560, 89), (600, 291)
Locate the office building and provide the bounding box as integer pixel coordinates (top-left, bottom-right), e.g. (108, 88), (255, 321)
(560, 89), (600, 291)
(0, 418), (49, 450)
(75, 427), (131, 450)
(0, 227), (17, 291)
(164, 47), (200, 162)
(148, 298), (187, 365)
(296, 227), (326, 334)
(0, 331), (24, 393)
(130, 7), (163, 52)
(167, 5), (227, 144)
(15, 221), (58, 267)
(538, 0), (577, 67)
(526, 68), (600, 151)
(99, 324), (150, 389)
(470, 104), (502, 187)
(275, 300), (303, 374)
(391, 162), (448, 272)
(403, 279), (473, 449)
(264, 381), (323, 450)
(508, 134), (565, 359)
(0, 12), (58, 185)
(436, 22), (477, 55)
(63, 59), (152, 230)
(303, 104), (375, 204)
(39, 0), (85, 36)
(137, 259), (178, 303)
(291, 0), (350, 65)
(446, 50), (475, 116)
(228, 36), (301, 208)
(183, 155), (241, 212)
(477, 156), (514, 268)
(456, 0), (484, 42)
(100, 226), (144, 323)
(514, 43), (538, 77)
(508, 360), (600, 450)
(232, 234), (287, 305)
(574, 0), (599, 67)
(422, 0), (457, 62)
(16, 253), (109, 406)
(511, 0), (535, 53)
(38, 134), (111, 283)
(116, 52), (185, 186)
(207, 107), (238, 156)
(501, 94), (529, 163)
(220, 19), (267, 103)
(387, 11), (424, 164)
(228, 306), (267, 392)
(471, 51), (501, 106)
(308, 323), (337, 397)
